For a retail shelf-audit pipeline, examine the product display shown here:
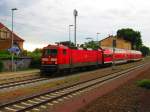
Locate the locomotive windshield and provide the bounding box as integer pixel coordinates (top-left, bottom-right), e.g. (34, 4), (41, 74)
(43, 49), (57, 56)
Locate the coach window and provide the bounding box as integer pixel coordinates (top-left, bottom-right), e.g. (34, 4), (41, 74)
(104, 54), (112, 58)
(63, 49), (67, 55)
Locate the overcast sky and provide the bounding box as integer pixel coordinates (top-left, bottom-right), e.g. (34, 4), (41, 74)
(0, 0), (150, 51)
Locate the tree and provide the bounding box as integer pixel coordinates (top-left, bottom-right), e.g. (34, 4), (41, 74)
(22, 50), (28, 56)
(140, 46), (150, 56)
(56, 41), (76, 48)
(26, 48), (42, 69)
(117, 28), (142, 50)
(33, 48), (42, 54)
(84, 40), (99, 50)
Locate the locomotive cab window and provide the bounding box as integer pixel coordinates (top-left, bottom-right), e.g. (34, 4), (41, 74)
(63, 49), (67, 55)
(43, 49), (57, 56)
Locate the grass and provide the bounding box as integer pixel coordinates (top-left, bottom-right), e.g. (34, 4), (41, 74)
(137, 79), (150, 89)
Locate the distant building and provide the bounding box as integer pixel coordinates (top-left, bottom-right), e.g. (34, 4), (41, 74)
(99, 35), (132, 50)
(0, 22), (24, 51)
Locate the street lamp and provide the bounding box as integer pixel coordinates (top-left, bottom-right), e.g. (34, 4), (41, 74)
(11, 8), (18, 72)
(73, 9), (78, 46)
(69, 25), (74, 47)
(96, 32), (100, 47)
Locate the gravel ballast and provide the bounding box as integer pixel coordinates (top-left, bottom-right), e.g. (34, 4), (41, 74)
(78, 63), (150, 112)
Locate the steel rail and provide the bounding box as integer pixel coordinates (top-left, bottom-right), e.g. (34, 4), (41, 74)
(0, 77), (49, 90)
(0, 62), (148, 112)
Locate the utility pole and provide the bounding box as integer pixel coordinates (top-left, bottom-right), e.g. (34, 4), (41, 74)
(69, 25), (74, 47)
(96, 33), (100, 66)
(96, 32), (100, 47)
(73, 9), (78, 46)
(11, 8), (18, 72)
(112, 36), (116, 70)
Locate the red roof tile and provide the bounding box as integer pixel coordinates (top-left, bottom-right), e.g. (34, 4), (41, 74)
(0, 22), (4, 29)
(0, 22), (24, 42)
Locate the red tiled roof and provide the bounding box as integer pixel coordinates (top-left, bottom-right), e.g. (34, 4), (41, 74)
(0, 22), (4, 29)
(0, 22), (24, 42)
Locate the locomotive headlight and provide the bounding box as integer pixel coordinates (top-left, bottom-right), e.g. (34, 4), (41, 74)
(51, 58), (57, 61)
(42, 58), (48, 61)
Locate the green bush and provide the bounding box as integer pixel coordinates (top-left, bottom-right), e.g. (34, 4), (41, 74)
(27, 50), (42, 69)
(30, 57), (41, 68)
(0, 50), (10, 54)
(0, 50), (11, 58)
(137, 79), (150, 89)
(0, 50), (19, 59)
(0, 60), (4, 72)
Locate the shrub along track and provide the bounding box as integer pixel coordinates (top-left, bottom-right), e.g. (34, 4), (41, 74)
(0, 62), (148, 112)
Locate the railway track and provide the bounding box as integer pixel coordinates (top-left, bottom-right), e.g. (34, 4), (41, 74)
(0, 60), (145, 92)
(0, 77), (49, 91)
(0, 63), (147, 112)
(0, 63), (139, 92)
(0, 71), (40, 85)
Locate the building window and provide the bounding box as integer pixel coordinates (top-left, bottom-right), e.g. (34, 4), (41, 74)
(0, 30), (8, 40)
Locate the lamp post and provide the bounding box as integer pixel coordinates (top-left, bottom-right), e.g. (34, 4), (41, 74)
(69, 25), (74, 47)
(73, 9), (78, 46)
(96, 32), (100, 47)
(11, 8), (18, 72)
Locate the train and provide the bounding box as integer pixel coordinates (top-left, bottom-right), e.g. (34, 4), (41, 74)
(40, 44), (142, 73)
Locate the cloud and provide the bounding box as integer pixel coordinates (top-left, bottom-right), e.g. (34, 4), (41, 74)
(0, 0), (150, 51)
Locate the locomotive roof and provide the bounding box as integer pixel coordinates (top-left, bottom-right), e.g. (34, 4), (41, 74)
(43, 44), (102, 51)
(43, 44), (69, 49)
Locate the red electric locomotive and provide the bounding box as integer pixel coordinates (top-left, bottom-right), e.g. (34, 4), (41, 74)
(41, 44), (103, 72)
